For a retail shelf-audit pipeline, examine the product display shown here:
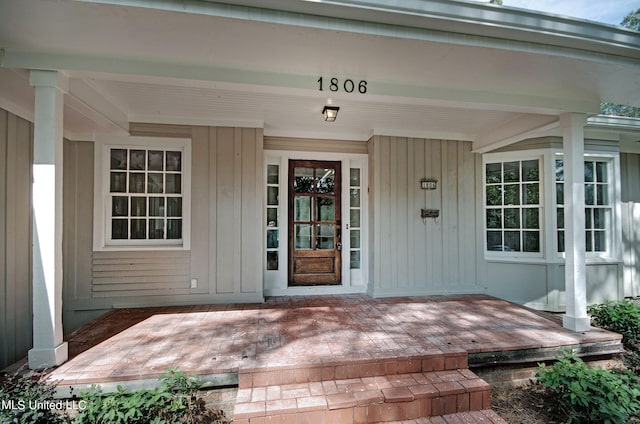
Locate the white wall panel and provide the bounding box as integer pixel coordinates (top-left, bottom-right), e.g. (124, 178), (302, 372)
(368, 136), (480, 296)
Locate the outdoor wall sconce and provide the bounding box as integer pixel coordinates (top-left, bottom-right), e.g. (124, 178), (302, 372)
(420, 178), (437, 190)
(322, 106), (340, 122)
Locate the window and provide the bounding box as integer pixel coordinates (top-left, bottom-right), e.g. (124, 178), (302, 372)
(266, 164), (280, 270)
(95, 137), (191, 249)
(349, 168), (362, 270)
(555, 158), (612, 253)
(484, 159), (541, 254)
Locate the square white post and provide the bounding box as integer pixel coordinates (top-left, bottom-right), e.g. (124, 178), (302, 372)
(28, 70), (69, 368)
(560, 112), (590, 332)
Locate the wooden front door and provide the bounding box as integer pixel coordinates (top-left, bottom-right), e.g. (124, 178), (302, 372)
(288, 160), (342, 285)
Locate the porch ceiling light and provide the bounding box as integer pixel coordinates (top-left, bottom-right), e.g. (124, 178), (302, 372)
(322, 106), (339, 122)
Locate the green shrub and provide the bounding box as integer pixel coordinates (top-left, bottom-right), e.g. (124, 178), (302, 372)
(0, 369), (70, 424)
(74, 368), (227, 424)
(537, 353), (640, 424)
(588, 299), (640, 346)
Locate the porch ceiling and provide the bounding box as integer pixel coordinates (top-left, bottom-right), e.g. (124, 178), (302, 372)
(1, 0), (639, 146)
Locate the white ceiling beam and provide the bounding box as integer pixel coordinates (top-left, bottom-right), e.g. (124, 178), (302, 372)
(65, 78), (130, 134)
(472, 114), (560, 154)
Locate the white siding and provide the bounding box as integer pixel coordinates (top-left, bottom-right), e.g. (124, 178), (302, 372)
(621, 152), (640, 298)
(0, 109), (33, 369)
(368, 136), (481, 296)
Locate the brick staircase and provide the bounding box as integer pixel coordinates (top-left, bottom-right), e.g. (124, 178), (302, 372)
(233, 350), (506, 423)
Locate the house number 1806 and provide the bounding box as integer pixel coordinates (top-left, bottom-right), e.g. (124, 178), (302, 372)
(317, 77), (367, 94)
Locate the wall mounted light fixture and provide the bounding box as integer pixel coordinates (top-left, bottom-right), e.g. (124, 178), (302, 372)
(420, 178), (437, 190)
(322, 106), (340, 122)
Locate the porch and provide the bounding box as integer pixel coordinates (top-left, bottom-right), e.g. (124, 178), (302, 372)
(41, 294), (622, 423)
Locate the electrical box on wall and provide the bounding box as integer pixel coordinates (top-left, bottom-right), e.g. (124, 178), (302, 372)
(421, 209), (440, 219)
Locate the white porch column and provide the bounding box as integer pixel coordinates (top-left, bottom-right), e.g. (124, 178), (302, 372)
(561, 112), (590, 332)
(28, 70), (69, 368)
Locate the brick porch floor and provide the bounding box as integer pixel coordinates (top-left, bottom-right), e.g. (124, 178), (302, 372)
(46, 294), (622, 423)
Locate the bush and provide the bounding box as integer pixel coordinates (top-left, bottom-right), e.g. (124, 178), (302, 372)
(74, 368), (228, 424)
(537, 353), (640, 424)
(588, 299), (640, 346)
(0, 368), (70, 424)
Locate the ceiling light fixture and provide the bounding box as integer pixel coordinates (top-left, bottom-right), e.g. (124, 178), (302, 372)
(322, 106), (340, 122)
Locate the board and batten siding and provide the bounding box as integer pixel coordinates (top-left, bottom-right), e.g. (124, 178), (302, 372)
(62, 126), (264, 332)
(0, 108), (33, 369)
(368, 136), (481, 296)
(621, 152), (640, 299)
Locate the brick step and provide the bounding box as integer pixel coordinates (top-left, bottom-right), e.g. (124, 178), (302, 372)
(388, 410), (508, 423)
(233, 369), (491, 423)
(238, 349), (468, 389)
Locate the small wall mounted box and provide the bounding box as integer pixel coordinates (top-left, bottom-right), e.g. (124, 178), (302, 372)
(421, 209), (440, 219)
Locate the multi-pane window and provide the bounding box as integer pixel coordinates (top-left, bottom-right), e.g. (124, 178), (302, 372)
(555, 159), (610, 253)
(349, 168), (362, 270)
(485, 159), (541, 253)
(266, 164), (280, 270)
(108, 148), (183, 243)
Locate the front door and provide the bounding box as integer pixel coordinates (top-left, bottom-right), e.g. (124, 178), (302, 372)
(288, 160), (342, 285)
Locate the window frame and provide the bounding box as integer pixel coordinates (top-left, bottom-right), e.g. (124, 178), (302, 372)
(482, 152), (545, 260)
(553, 151), (621, 261)
(93, 136), (192, 251)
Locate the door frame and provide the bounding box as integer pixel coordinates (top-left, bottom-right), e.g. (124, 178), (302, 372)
(263, 150), (368, 296)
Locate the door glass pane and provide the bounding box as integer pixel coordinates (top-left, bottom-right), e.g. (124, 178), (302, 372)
(350, 188), (360, 207)
(294, 167), (314, 193)
(594, 208), (606, 229)
(267, 208), (278, 227)
(317, 197), (335, 221)
(350, 209), (360, 228)
(267, 229), (278, 248)
(316, 168), (335, 194)
(267, 187), (279, 206)
(350, 168), (360, 186)
(594, 231), (606, 251)
(267, 164), (279, 184)
(267, 252), (279, 270)
(316, 224), (334, 249)
(294, 196), (312, 221)
(350, 230), (361, 249)
(350, 250), (361, 269)
(294, 224), (312, 249)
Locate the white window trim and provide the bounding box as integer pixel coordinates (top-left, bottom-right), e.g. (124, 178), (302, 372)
(93, 136), (192, 251)
(482, 150), (546, 261)
(262, 150), (369, 295)
(552, 150), (622, 262)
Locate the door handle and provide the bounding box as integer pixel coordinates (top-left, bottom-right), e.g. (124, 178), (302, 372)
(336, 242), (342, 251)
